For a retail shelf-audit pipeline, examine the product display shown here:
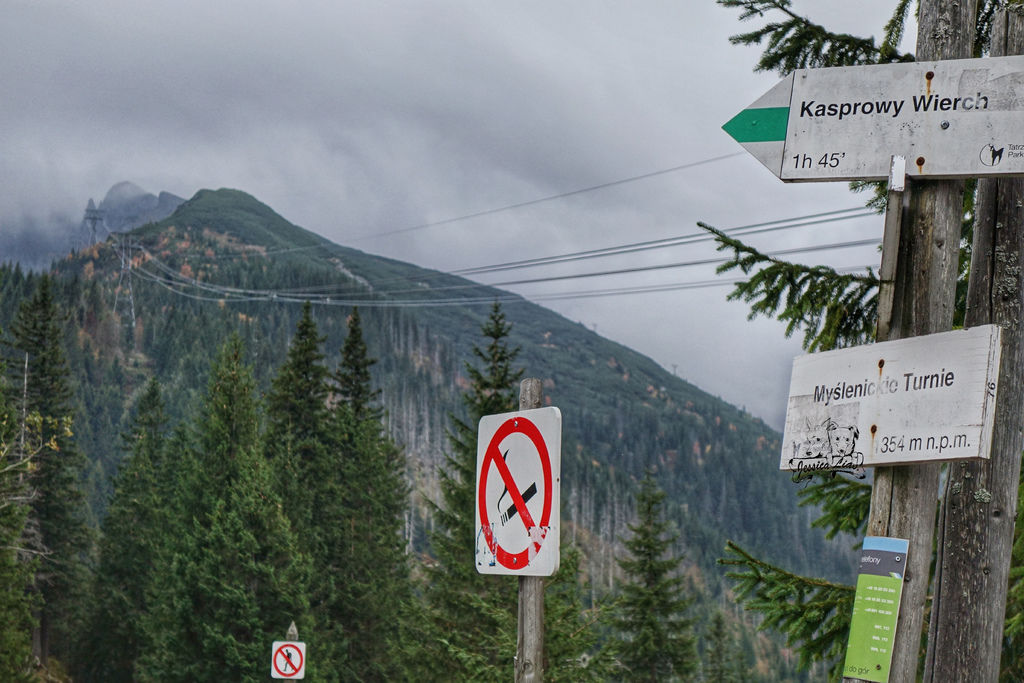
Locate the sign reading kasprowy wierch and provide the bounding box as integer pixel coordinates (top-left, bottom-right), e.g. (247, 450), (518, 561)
(723, 55), (1024, 182)
(781, 325), (1001, 474)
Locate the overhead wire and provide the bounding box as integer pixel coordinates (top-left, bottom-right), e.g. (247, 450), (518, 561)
(131, 261), (877, 308)
(113, 150), (882, 308)
(128, 230), (879, 306)
(450, 207), (874, 276)
(201, 205), (877, 297)
(343, 152), (748, 242)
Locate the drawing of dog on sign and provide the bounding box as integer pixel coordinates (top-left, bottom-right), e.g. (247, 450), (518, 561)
(825, 420), (864, 468)
(789, 413), (865, 478)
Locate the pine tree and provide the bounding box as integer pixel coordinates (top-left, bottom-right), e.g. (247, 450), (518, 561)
(323, 305), (411, 680)
(263, 305), (348, 678)
(75, 378), (167, 682)
(333, 307), (380, 422)
(137, 336), (310, 682)
(544, 542), (615, 682)
(265, 302), (330, 542)
(5, 274), (89, 667)
(612, 470), (698, 682)
(424, 302), (523, 680)
(702, 611), (739, 683)
(0, 346), (35, 681)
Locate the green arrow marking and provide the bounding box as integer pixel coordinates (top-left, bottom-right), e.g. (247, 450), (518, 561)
(722, 107), (789, 144)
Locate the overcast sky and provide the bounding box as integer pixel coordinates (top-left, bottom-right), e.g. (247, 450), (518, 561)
(1, 1), (913, 427)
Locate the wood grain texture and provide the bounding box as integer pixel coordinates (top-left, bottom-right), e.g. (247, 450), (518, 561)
(923, 11), (1024, 681)
(516, 378), (545, 683)
(851, 3), (978, 680)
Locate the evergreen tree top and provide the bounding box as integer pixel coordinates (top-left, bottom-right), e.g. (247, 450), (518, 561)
(6, 275), (74, 416)
(613, 470), (698, 682)
(333, 306), (380, 423)
(197, 335), (261, 483)
(267, 301), (330, 440)
(464, 302), (523, 421)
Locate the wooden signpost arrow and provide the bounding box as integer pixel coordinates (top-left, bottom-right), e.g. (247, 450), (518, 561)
(724, 55), (1024, 182)
(724, 3), (1018, 679)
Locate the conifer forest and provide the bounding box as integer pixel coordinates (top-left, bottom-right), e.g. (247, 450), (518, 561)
(0, 187), (854, 682)
(6, 2), (1024, 681)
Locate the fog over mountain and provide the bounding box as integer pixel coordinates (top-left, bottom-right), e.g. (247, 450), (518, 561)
(1, 182), (183, 271)
(1, 2), (910, 428)
(96, 182), (184, 234)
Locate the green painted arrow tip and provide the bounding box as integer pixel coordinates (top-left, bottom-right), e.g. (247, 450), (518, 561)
(722, 107), (789, 144)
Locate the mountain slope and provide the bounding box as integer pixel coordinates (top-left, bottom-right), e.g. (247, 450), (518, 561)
(4, 187), (855, 591)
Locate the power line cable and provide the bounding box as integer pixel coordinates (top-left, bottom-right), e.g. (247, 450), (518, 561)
(344, 152), (747, 242)
(451, 207), (874, 276)
(246, 206), (877, 296)
(129, 235), (878, 304)
(131, 262), (876, 308)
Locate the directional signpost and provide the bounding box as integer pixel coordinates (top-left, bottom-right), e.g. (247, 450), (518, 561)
(781, 325), (1001, 474)
(476, 406), (561, 577)
(722, 30), (1024, 680)
(724, 55), (1024, 181)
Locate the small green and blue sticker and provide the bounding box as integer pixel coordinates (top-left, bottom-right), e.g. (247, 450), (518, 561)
(843, 537), (909, 683)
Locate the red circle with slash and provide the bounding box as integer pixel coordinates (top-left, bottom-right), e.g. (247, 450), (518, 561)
(477, 416), (553, 571)
(273, 643), (304, 678)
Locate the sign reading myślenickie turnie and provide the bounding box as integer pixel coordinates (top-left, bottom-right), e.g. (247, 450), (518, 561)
(781, 325), (1001, 474)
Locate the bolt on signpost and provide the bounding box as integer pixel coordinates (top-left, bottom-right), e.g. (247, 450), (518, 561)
(476, 378), (561, 683)
(724, 15), (1024, 679)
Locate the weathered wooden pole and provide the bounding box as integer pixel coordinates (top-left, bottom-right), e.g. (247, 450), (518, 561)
(923, 10), (1024, 681)
(515, 378), (544, 683)
(855, 2), (977, 681)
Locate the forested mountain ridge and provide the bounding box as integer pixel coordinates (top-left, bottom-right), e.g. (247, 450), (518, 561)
(1, 186), (853, 594)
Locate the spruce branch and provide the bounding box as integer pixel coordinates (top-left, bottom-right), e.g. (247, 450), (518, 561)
(699, 222), (879, 352)
(796, 475), (872, 541)
(720, 540), (854, 679)
(717, 0), (912, 74)
(880, 0), (915, 61)
(849, 180), (889, 213)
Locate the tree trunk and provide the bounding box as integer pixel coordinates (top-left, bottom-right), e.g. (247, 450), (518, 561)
(923, 10), (1024, 681)
(859, 2), (977, 682)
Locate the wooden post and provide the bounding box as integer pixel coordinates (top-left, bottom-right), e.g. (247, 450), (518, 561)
(515, 378), (544, 683)
(923, 10), (1024, 681)
(847, 4), (977, 681)
(874, 156), (906, 343)
(857, 136), (964, 683)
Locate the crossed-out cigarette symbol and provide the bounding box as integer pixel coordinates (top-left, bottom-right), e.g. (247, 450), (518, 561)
(495, 449), (537, 526)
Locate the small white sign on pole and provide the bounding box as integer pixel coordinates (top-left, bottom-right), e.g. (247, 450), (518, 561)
(271, 641), (306, 679)
(781, 325), (1001, 474)
(475, 407), (561, 576)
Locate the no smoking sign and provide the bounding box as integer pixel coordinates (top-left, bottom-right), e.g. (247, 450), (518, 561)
(475, 407), (561, 576)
